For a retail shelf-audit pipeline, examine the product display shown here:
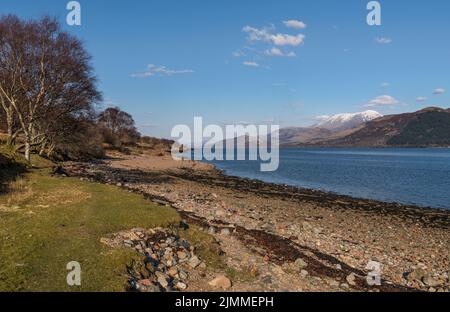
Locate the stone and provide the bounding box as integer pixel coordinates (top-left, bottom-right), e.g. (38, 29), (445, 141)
(220, 228), (231, 235)
(208, 275), (232, 290)
(188, 256), (201, 269)
(155, 271), (169, 288)
(300, 270), (309, 278)
(123, 239), (133, 247)
(408, 268), (426, 282)
(336, 264), (342, 270)
(139, 279), (153, 287)
(168, 267), (178, 278)
(261, 275), (272, 284)
(328, 279), (340, 287)
(423, 275), (440, 287)
(294, 258), (308, 269)
(177, 251), (188, 260)
(346, 273), (357, 286)
(175, 282), (187, 290)
(313, 227), (322, 235)
(179, 270), (188, 280)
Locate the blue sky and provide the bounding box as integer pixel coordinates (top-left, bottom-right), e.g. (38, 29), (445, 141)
(2, 0), (450, 138)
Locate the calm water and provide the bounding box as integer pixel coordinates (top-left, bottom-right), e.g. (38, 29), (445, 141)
(206, 148), (450, 209)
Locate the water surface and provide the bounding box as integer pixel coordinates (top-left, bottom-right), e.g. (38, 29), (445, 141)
(206, 148), (450, 209)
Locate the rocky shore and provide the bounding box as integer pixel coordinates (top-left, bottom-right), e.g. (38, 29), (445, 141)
(62, 152), (450, 292)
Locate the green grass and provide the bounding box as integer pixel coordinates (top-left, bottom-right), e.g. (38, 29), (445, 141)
(0, 169), (184, 291)
(0, 145), (227, 291)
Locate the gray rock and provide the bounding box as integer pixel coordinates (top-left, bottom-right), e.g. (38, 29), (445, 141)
(346, 273), (357, 286)
(408, 268), (426, 282)
(423, 275), (441, 287)
(176, 282), (187, 290)
(328, 279), (340, 287)
(261, 275), (272, 284)
(155, 271), (169, 288)
(220, 228), (231, 235)
(300, 270), (309, 278)
(179, 270), (188, 280)
(294, 258), (308, 269)
(188, 256), (201, 269)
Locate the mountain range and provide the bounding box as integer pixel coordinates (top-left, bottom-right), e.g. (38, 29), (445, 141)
(281, 107), (450, 147)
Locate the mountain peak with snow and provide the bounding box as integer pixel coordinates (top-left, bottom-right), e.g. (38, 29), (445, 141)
(315, 110), (383, 132)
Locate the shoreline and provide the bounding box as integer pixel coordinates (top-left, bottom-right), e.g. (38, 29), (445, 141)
(207, 163), (450, 212)
(63, 152), (450, 292)
(175, 164), (450, 230)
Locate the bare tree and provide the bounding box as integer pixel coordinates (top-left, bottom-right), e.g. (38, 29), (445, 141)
(0, 15), (101, 161)
(98, 107), (140, 146)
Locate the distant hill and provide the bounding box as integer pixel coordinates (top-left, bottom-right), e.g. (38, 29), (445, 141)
(279, 127), (333, 145)
(305, 107), (450, 147)
(315, 110), (382, 132)
(279, 110), (382, 146)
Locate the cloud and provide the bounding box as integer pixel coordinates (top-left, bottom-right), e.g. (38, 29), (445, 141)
(416, 97), (428, 102)
(232, 49), (246, 57)
(131, 64), (194, 77)
(265, 47), (296, 57)
(315, 115), (330, 121)
(433, 88), (446, 95)
(242, 25), (305, 46)
(365, 95), (399, 107)
(242, 25), (273, 42)
(271, 33), (305, 46)
(381, 82), (390, 88)
(283, 19), (306, 29)
(375, 37), (392, 44)
(243, 61), (259, 67)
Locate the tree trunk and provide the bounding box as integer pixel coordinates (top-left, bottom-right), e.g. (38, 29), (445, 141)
(24, 139), (31, 162)
(6, 111), (14, 146)
(39, 139), (47, 156)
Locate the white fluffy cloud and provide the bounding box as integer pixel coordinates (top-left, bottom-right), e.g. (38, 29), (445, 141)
(243, 61), (259, 67)
(242, 25), (305, 47)
(375, 37), (392, 44)
(131, 64), (194, 77)
(433, 88), (446, 95)
(365, 95), (399, 107)
(271, 33), (305, 46)
(416, 97), (428, 102)
(283, 19), (306, 29)
(265, 47), (296, 57)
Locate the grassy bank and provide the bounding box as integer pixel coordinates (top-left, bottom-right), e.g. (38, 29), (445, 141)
(0, 149), (221, 291)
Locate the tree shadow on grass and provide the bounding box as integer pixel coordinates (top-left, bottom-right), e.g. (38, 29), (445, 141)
(0, 154), (27, 195)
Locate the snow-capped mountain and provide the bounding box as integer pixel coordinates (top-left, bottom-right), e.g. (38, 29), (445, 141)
(315, 110), (383, 132)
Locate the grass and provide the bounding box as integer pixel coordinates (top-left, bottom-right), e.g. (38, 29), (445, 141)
(0, 148), (224, 291)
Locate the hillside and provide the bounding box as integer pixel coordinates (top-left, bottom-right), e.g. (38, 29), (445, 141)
(279, 127), (333, 145)
(285, 107), (450, 147)
(315, 110), (382, 132)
